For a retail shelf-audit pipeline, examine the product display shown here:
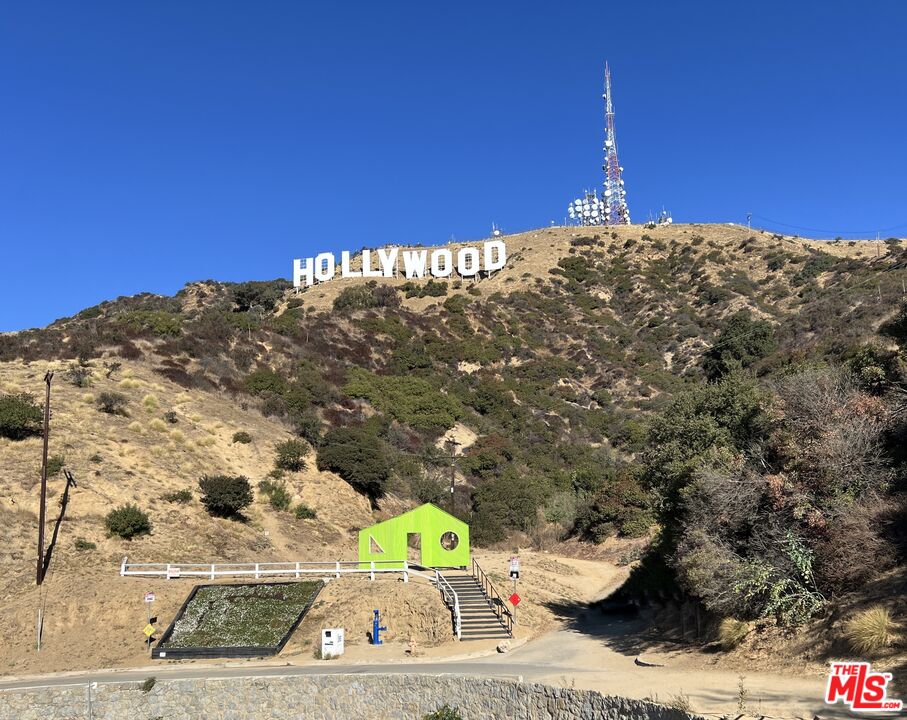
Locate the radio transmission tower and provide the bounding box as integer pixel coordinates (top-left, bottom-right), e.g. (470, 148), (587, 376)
(602, 62), (630, 225)
(568, 62), (631, 226)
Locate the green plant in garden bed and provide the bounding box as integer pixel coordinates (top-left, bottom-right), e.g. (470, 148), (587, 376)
(162, 581), (322, 649)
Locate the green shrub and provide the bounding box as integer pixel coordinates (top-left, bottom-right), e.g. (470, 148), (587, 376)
(344, 369), (461, 436)
(844, 606), (901, 655)
(572, 469), (652, 541)
(0, 393), (43, 440)
(162, 488), (192, 504)
(259, 479), (292, 511)
(442, 295), (470, 314)
(64, 364), (93, 388)
(274, 439), (309, 471)
(232, 431), (252, 444)
(116, 310), (182, 336)
(294, 503), (317, 520)
(401, 279), (448, 298)
(45, 454), (65, 477)
(333, 285), (377, 311)
(317, 426), (391, 501)
(291, 409), (323, 446)
(105, 504), (152, 539)
(422, 279), (448, 297)
(244, 369), (286, 397)
(198, 475), (253, 518)
(139, 676), (157, 693)
(701, 310), (776, 380)
(231, 279), (290, 312)
(718, 618), (751, 650)
(74, 537), (97, 551)
(163, 411), (179, 424)
(97, 391), (129, 415)
(423, 707), (462, 720)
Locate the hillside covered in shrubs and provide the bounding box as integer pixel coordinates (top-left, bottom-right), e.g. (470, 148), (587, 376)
(2, 223), (906, 639)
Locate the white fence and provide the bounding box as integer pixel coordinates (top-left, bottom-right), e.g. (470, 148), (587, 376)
(120, 557), (413, 581)
(119, 557), (462, 640)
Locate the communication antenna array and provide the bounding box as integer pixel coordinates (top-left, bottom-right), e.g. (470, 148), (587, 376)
(568, 62), (631, 227)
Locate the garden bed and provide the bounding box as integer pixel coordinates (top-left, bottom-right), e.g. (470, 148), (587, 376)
(153, 580), (323, 659)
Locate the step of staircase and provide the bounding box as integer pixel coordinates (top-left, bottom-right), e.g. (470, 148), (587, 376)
(442, 570), (511, 640)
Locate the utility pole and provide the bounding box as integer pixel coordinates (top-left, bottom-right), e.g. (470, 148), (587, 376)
(37, 371), (53, 586)
(443, 438), (460, 514)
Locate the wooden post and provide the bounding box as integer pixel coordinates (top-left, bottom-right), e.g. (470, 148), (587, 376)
(36, 371), (53, 585)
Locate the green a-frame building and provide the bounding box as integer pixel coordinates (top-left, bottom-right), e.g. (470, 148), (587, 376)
(358, 503), (469, 569)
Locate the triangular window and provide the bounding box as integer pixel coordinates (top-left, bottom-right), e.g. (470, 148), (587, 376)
(369, 535), (385, 554)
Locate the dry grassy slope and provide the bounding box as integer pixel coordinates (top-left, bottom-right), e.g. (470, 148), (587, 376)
(291, 223), (890, 313)
(0, 359), (374, 569)
(0, 359), (381, 675)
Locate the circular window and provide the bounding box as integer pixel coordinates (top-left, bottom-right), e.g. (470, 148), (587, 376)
(440, 531), (459, 551)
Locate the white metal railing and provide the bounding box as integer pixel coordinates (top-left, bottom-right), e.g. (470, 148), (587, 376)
(120, 556), (462, 641)
(433, 569), (462, 640)
(120, 557), (411, 582)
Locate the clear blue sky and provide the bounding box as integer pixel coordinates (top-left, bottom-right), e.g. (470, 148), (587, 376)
(2, 1), (906, 331)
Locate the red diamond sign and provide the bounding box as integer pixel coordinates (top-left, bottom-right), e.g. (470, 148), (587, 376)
(509, 593), (521, 607)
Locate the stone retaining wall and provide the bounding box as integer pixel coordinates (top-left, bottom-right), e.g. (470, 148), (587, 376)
(0, 673), (700, 720)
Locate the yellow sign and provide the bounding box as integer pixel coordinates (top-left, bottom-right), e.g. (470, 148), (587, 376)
(143, 624), (155, 637)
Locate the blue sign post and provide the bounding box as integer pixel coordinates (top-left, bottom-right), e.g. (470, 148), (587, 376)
(372, 609), (387, 645)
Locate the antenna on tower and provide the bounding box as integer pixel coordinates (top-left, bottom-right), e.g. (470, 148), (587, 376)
(602, 62), (630, 225)
(568, 61), (631, 226)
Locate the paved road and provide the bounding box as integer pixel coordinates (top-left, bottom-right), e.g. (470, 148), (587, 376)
(0, 659), (565, 691)
(0, 642), (851, 719)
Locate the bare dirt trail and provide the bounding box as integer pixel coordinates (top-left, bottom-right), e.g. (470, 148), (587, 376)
(467, 553), (851, 719)
(483, 613), (846, 719)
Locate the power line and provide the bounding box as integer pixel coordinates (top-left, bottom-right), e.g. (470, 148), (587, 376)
(750, 214), (907, 237)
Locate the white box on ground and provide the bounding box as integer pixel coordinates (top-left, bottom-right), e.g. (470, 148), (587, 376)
(321, 628), (344, 657)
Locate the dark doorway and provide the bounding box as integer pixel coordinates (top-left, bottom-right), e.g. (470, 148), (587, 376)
(406, 533), (421, 565)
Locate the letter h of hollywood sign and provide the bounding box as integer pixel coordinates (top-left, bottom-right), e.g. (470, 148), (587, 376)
(293, 240), (507, 289)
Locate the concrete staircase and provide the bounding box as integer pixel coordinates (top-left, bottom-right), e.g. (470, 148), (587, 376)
(444, 570), (512, 641)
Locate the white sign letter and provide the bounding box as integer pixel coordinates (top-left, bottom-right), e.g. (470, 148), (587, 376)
(361, 249), (382, 278)
(378, 247), (398, 278)
(314, 252), (335, 283)
(484, 240), (507, 273)
(402, 250), (428, 278)
(341, 251), (362, 279)
(294, 258), (314, 288)
(431, 249), (453, 278)
(457, 247), (480, 277)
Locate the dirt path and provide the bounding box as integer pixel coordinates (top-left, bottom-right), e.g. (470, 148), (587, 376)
(484, 616), (846, 719)
(468, 554), (852, 719)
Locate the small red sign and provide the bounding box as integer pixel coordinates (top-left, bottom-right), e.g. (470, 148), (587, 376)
(509, 593), (521, 607)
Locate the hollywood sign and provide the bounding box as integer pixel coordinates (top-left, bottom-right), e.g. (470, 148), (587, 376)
(293, 240), (507, 289)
